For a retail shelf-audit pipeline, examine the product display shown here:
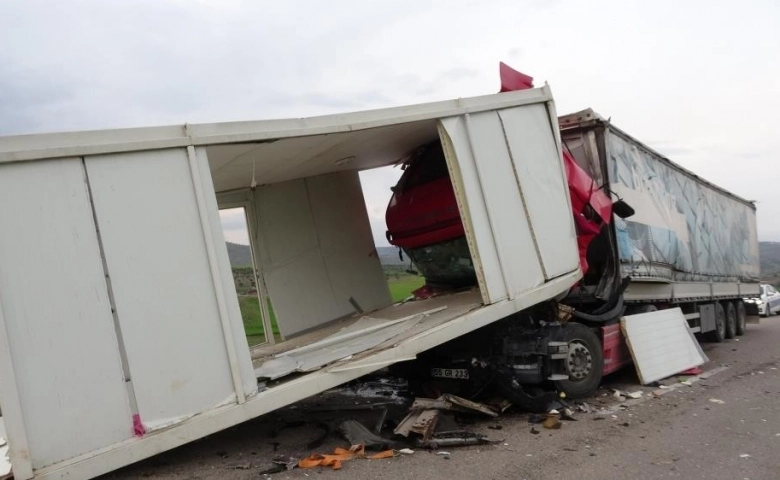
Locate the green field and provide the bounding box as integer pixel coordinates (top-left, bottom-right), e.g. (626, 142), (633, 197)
(235, 267), (424, 345)
(238, 295), (280, 346)
(388, 275), (425, 302)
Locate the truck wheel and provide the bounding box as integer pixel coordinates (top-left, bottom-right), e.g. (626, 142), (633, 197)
(735, 301), (746, 336)
(724, 302), (737, 339)
(706, 302), (726, 342)
(553, 323), (603, 399)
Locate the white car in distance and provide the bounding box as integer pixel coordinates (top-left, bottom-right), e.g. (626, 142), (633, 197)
(745, 283), (780, 317)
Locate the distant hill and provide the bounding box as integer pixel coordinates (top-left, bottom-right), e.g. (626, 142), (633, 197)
(760, 242), (780, 286)
(760, 242), (780, 275)
(226, 242), (252, 267)
(226, 243), (406, 267)
(377, 246), (406, 266)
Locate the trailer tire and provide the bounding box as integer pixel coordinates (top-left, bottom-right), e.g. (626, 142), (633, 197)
(735, 301), (746, 336)
(706, 302), (726, 343)
(554, 323), (603, 399)
(724, 302), (737, 339)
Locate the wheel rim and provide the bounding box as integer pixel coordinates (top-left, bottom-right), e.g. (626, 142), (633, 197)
(566, 340), (593, 381)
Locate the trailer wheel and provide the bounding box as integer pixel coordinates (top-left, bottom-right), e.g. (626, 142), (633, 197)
(735, 301), (746, 336)
(706, 302), (726, 342)
(724, 302), (737, 339)
(554, 323), (603, 399)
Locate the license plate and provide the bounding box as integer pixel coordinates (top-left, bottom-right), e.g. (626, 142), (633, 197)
(431, 367), (469, 380)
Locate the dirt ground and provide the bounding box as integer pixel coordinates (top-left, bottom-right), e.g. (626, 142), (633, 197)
(99, 315), (780, 480)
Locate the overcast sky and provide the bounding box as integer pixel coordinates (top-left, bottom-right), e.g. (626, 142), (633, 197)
(2, 0), (778, 245)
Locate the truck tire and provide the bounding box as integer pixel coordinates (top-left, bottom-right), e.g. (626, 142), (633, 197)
(553, 322), (603, 399)
(735, 301), (746, 336)
(724, 302), (737, 339)
(706, 302), (726, 342)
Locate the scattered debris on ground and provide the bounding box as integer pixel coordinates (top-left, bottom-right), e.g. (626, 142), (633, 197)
(251, 361), (718, 474)
(542, 413), (562, 430)
(393, 393), (504, 448)
(576, 402), (592, 413)
(258, 456), (298, 475)
(338, 419), (396, 450)
(298, 445), (394, 471)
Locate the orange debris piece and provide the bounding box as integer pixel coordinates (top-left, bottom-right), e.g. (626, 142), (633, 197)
(298, 444), (395, 470)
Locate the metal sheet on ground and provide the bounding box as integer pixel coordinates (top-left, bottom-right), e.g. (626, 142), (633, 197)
(621, 308), (708, 384)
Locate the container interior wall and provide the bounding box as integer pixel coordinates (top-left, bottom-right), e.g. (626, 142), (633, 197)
(604, 129), (760, 282)
(438, 104), (579, 304)
(247, 170), (392, 338)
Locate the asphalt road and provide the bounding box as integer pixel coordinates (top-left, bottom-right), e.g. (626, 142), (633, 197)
(101, 315), (780, 480)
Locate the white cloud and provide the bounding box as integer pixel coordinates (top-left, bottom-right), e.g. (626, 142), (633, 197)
(219, 207), (249, 245)
(2, 0), (779, 242)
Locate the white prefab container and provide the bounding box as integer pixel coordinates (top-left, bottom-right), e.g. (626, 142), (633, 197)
(0, 86), (580, 479)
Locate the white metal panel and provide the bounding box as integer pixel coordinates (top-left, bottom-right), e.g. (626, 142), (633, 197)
(623, 281), (675, 301)
(740, 283), (760, 296)
(0, 159), (133, 470)
(215, 188), (253, 209)
(255, 314), (423, 379)
(621, 308), (708, 385)
(0, 87), (554, 165)
(623, 281), (752, 302)
(86, 149), (239, 430)
(252, 179), (320, 269)
(459, 111), (545, 295)
(439, 118), (509, 303)
(265, 249), (346, 336)
(307, 172), (391, 314)
(251, 172), (391, 337)
(208, 122), (439, 191)
(672, 282), (712, 300)
(498, 106), (579, 278)
(194, 147), (258, 398)
(439, 104), (576, 302)
(251, 179), (347, 337)
(712, 283), (739, 297)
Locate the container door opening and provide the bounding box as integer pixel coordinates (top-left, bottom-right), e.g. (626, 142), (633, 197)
(218, 206), (279, 347)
